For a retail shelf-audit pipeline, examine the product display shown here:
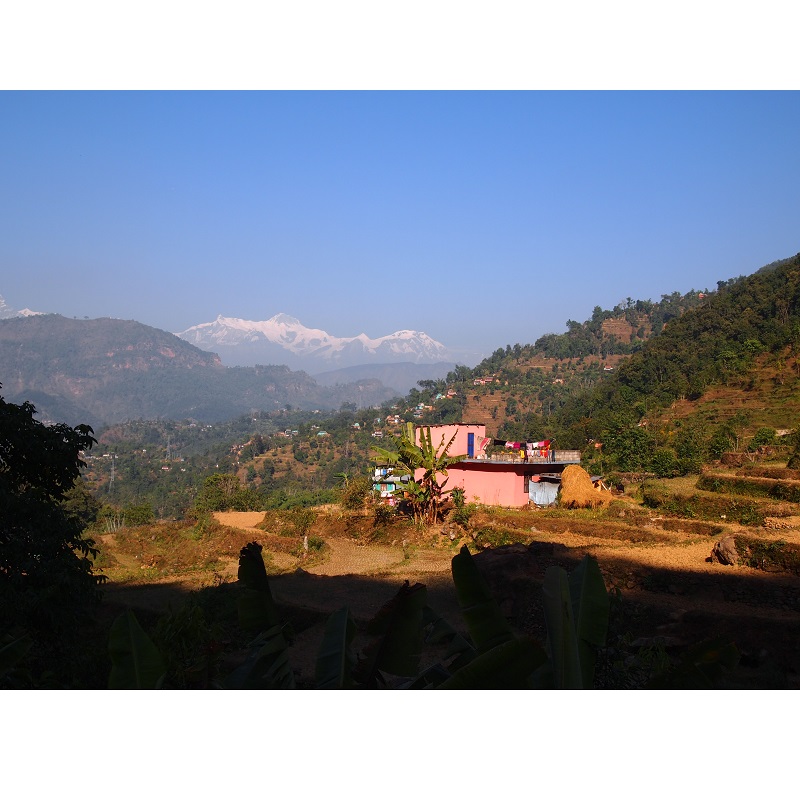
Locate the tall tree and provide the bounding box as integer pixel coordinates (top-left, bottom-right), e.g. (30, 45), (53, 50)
(0, 387), (103, 632)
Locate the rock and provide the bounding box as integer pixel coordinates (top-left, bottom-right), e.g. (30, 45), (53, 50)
(708, 535), (738, 566)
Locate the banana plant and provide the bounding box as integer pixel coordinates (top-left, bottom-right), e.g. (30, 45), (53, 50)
(440, 545), (548, 688)
(315, 607), (357, 689)
(226, 541), (295, 688)
(104, 543), (614, 690)
(372, 423), (465, 524)
(541, 555), (611, 689)
(351, 580), (429, 687)
(236, 541), (281, 632)
(108, 608), (166, 689)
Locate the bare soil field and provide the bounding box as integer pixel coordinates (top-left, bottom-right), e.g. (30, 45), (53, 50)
(97, 497), (800, 688)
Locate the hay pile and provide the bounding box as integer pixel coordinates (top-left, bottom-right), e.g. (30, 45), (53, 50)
(558, 464), (613, 509)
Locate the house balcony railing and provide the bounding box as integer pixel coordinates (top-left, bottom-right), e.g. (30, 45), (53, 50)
(468, 450), (581, 464)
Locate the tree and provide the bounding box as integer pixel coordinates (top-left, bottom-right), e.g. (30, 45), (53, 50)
(0, 388), (103, 632)
(194, 473), (241, 512)
(194, 473), (261, 512)
(286, 507), (317, 555)
(372, 423), (465, 525)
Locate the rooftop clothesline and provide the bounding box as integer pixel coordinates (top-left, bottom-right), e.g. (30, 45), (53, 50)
(475, 437), (555, 462)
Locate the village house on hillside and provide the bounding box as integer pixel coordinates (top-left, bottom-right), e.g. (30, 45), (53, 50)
(409, 423), (581, 508)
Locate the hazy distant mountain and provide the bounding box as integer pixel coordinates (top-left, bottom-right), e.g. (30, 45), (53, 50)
(0, 294), (42, 319)
(0, 315), (400, 427)
(313, 361), (457, 395)
(175, 313), (457, 371)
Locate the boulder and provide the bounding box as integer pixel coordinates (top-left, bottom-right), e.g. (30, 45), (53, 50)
(708, 535), (738, 566)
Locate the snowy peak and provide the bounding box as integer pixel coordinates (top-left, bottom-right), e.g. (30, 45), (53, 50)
(270, 313), (302, 326)
(174, 313), (452, 369)
(0, 295), (42, 320)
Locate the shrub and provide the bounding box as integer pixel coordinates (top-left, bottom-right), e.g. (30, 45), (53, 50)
(451, 503), (477, 528)
(748, 427), (776, 452)
(339, 475), (372, 511)
(641, 485), (766, 526)
(153, 600), (224, 689)
(650, 448), (680, 478)
(123, 503), (155, 527)
(471, 525), (519, 548)
(374, 503), (396, 526)
(195, 474), (262, 512)
(734, 536), (800, 574)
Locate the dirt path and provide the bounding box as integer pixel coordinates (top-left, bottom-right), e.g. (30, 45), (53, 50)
(212, 511), (453, 577)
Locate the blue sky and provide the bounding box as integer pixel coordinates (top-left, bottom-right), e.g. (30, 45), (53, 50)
(2, 90), (799, 364)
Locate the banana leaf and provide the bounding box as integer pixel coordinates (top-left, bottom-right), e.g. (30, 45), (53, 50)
(542, 555), (610, 689)
(568, 555), (610, 687)
(315, 606), (357, 689)
(451, 545), (515, 652)
(422, 603), (476, 671)
(542, 565), (582, 688)
(354, 581), (428, 684)
(402, 663), (453, 689)
(646, 637), (740, 689)
(439, 636), (548, 689)
(108, 608), (166, 689)
(225, 624), (296, 689)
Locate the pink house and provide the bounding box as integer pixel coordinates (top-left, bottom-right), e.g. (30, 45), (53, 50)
(413, 423), (581, 508)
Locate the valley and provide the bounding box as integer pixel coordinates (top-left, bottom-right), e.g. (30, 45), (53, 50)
(5, 252), (800, 690)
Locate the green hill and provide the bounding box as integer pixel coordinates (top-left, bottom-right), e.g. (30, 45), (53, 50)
(385, 253), (800, 478)
(0, 315), (399, 427)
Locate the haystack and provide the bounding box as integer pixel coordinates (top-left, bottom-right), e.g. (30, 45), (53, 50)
(558, 464), (613, 509)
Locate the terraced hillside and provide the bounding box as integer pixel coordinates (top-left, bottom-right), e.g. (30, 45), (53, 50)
(95, 472), (800, 688)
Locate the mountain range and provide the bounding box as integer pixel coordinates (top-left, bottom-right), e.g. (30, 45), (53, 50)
(6, 253), (797, 437)
(2, 294), (465, 394)
(174, 313), (467, 372)
(0, 315), (402, 428)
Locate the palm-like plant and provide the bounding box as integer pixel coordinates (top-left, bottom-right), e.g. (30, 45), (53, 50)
(372, 423), (466, 524)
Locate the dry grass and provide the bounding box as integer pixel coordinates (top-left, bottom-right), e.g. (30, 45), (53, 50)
(559, 464), (614, 508)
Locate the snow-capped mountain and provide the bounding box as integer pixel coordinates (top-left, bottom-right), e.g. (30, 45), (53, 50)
(175, 313), (454, 370)
(0, 295), (42, 319)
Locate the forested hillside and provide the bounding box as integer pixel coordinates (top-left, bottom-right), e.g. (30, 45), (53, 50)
(384, 253), (800, 478)
(0, 315), (399, 426)
(551, 253), (800, 474)
(84, 405), (387, 518)
(381, 284), (718, 438)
